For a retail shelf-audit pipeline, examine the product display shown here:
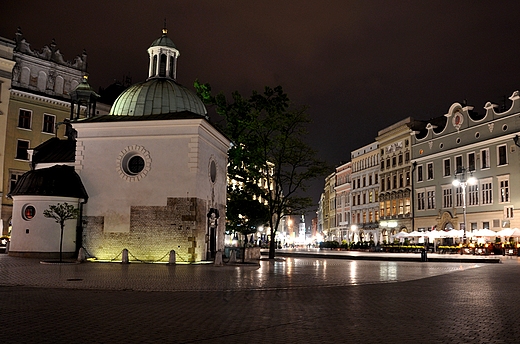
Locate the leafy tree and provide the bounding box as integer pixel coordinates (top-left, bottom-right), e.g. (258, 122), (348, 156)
(195, 81), (328, 259)
(43, 202), (79, 262)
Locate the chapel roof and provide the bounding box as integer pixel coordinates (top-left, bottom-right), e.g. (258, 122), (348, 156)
(31, 137), (76, 165)
(9, 165), (88, 201)
(109, 78), (206, 117)
(150, 28), (177, 48)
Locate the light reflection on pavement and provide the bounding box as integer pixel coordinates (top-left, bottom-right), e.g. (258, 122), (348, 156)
(0, 255), (480, 292)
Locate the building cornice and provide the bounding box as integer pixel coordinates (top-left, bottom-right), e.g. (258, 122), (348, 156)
(11, 88), (71, 108)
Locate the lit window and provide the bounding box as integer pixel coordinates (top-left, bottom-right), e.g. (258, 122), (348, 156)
(480, 179), (493, 205)
(22, 205), (36, 220)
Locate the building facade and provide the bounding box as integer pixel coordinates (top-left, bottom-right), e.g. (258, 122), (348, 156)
(1, 29), (91, 234)
(322, 172), (335, 241)
(0, 36), (16, 235)
(376, 117), (415, 242)
(334, 161), (351, 243)
(412, 93), (520, 236)
(350, 142), (380, 242)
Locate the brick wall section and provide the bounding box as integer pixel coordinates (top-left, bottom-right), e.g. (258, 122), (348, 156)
(82, 197), (213, 262)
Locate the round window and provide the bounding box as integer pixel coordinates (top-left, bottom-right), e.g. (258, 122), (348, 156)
(117, 145), (152, 182)
(127, 155), (145, 175)
(22, 205), (36, 220)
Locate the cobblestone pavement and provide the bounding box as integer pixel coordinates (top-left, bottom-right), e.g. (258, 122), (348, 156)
(1, 254), (520, 343)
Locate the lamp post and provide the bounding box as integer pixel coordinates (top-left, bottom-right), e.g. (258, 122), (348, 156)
(452, 167), (477, 254)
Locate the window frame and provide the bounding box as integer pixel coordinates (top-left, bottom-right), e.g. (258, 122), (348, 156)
(497, 144), (508, 166)
(42, 113), (56, 134)
(15, 139), (30, 160)
(426, 162), (434, 180)
(481, 148), (490, 170)
(497, 175), (510, 203)
(443, 158), (451, 177)
(480, 178), (493, 205)
(18, 108), (32, 130)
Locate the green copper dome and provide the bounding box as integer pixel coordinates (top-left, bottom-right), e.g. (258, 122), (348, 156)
(150, 28), (176, 48)
(109, 78), (207, 116)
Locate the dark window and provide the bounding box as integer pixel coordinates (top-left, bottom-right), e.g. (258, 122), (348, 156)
(482, 149), (489, 169)
(498, 145), (507, 166)
(152, 55), (158, 76)
(18, 109), (31, 129)
(159, 54), (167, 77)
(169, 57), (174, 78)
(43, 114), (55, 134)
(127, 156), (145, 175)
(444, 159), (450, 177)
(455, 156), (463, 174)
(16, 140), (29, 160)
(417, 165), (423, 182)
(427, 163), (434, 180)
(468, 153), (475, 171)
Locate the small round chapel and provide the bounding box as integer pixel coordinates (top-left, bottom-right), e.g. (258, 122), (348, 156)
(9, 29), (230, 262)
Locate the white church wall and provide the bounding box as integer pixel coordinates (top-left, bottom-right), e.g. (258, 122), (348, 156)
(73, 118), (229, 262)
(10, 195), (80, 257)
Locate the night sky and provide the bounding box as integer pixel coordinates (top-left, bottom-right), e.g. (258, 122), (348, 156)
(3, 1), (520, 214)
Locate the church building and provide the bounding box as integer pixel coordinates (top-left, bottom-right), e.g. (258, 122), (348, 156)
(9, 28), (230, 262)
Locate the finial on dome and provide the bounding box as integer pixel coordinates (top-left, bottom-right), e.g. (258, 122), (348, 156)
(163, 18), (167, 35)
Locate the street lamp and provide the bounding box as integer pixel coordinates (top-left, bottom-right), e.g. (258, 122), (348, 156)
(350, 224), (358, 243)
(452, 167), (477, 254)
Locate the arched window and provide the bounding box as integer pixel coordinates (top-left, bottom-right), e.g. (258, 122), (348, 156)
(169, 57), (174, 78)
(152, 55), (158, 76)
(159, 54), (167, 77)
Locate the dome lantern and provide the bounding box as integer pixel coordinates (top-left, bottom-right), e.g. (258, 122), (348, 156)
(147, 27), (180, 80)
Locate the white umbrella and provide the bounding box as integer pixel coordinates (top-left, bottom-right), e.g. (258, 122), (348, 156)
(406, 231), (427, 237)
(472, 229), (498, 237)
(500, 228), (520, 238)
(444, 230), (473, 238)
(425, 231), (445, 239)
(394, 231), (409, 239)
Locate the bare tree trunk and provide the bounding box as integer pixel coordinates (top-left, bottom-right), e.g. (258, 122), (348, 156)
(269, 229), (276, 259)
(59, 223), (64, 262)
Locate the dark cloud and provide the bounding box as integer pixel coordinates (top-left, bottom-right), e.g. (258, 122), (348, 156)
(3, 0), (520, 211)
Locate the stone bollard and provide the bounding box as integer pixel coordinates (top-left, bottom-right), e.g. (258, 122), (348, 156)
(229, 249), (237, 263)
(122, 248), (129, 264)
(77, 247), (86, 262)
(168, 250), (176, 265)
(214, 250), (223, 266)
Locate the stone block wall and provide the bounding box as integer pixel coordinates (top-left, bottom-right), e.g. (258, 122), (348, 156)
(82, 197), (218, 262)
